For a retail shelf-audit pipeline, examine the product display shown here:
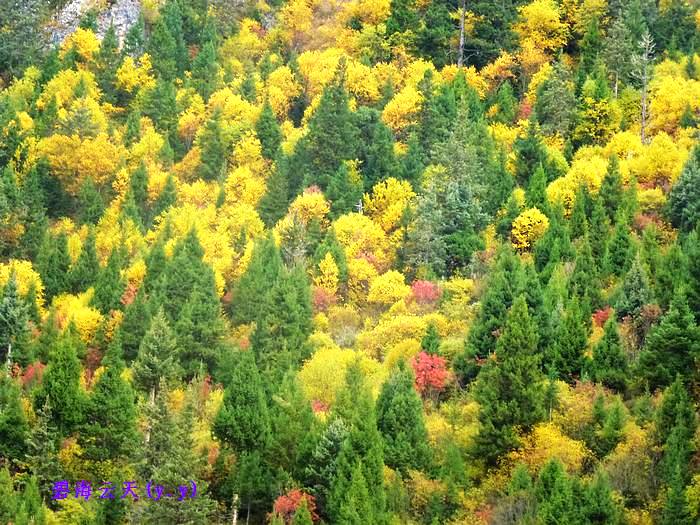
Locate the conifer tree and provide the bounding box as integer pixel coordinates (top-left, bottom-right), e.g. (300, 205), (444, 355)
(0, 272), (30, 366)
(568, 185), (589, 240)
(535, 460), (578, 524)
(472, 296), (545, 464)
(582, 472), (625, 524)
(80, 360), (138, 463)
(668, 146), (700, 233)
(33, 328), (86, 435)
(92, 247), (125, 313)
(421, 324), (441, 355)
(337, 462), (375, 525)
(615, 253), (654, 320)
(152, 174), (177, 220)
(534, 60), (577, 138)
(685, 229), (700, 322)
(118, 287), (151, 362)
(549, 295), (588, 382)
(605, 215), (633, 277)
(0, 373), (28, 460)
(589, 317), (629, 391)
(256, 100), (283, 160)
(600, 156), (624, 222)
(36, 232), (71, 301)
(376, 362), (431, 474)
(660, 463), (692, 525)
(68, 228), (99, 293)
(329, 361), (386, 522)
(638, 291), (700, 390)
(305, 418), (349, 515)
(354, 107), (400, 190)
(258, 162), (290, 227)
(132, 308), (182, 401)
(655, 376), (697, 446)
(513, 119), (552, 187)
(526, 163), (548, 210)
(230, 233), (283, 325)
(213, 349), (271, 453)
(198, 109), (227, 181)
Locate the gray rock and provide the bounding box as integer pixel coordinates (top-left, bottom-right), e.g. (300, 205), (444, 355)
(50, 0), (142, 48)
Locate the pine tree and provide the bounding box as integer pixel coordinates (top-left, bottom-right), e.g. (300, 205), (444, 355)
(132, 308), (182, 401)
(582, 472), (625, 524)
(123, 13), (145, 57)
(152, 173), (177, 220)
(589, 195), (610, 261)
(376, 362), (431, 474)
(68, 228), (99, 293)
(327, 162), (363, 218)
(33, 329), (86, 435)
(92, 247), (125, 313)
(660, 463), (692, 525)
(421, 324), (441, 355)
(213, 349), (271, 453)
(655, 376), (697, 446)
(258, 161), (290, 227)
(472, 296), (545, 465)
(568, 185), (589, 239)
(513, 119), (551, 187)
(305, 418), (349, 515)
(685, 229), (700, 322)
(668, 146), (700, 233)
(96, 24), (121, 103)
(24, 401), (62, 503)
(191, 37), (219, 100)
(615, 253), (654, 320)
(535, 460), (578, 524)
(638, 291), (700, 390)
(19, 164), (49, 260)
(256, 100), (283, 160)
(590, 317), (628, 392)
(353, 107), (400, 190)
(534, 60), (577, 138)
(0, 373), (28, 460)
(292, 499), (314, 525)
(549, 296), (588, 382)
(526, 163), (548, 210)
(605, 215), (633, 277)
(118, 287), (151, 362)
(0, 466), (17, 523)
(336, 461), (375, 524)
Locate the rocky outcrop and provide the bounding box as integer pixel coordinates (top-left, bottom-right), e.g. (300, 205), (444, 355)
(50, 0), (141, 47)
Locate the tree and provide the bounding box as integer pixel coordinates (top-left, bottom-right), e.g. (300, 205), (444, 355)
(230, 233), (283, 325)
(68, 228), (99, 293)
(354, 107), (400, 190)
(0, 0), (46, 79)
(661, 463), (692, 525)
(329, 361), (386, 522)
(668, 146), (700, 233)
(549, 296), (588, 382)
(92, 247), (125, 313)
(655, 376), (697, 446)
(118, 287), (151, 362)
(686, 229), (700, 322)
(197, 109), (227, 181)
(376, 362), (431, 474)
(132, 308), (182, 401)
(256, 100), (283, 160)
(33, 328), (86, 435)
(535, 459), (578, 524)
(327, 162), (364, 218)
(534, 60), (577, 137)
(213, 349), (271, 453)
(305, 418), (349, 516)
(513, 119), (553, 187)
(0, 272), (30, 366)
(80, 361), (138, 463)
(603, 13), (636, 96)
(472, 295), (545, 465)
(336, 462), (375, 525)
(637, 291), (700, 391)
(36, 232), (71, 301)
(589, 317), (629, 392)
(600, 156), (624, 222)
(421, 324), (441, 355)
(615, 253), (654, 322)
(0, 373), (28, 460)
(605, 216), (633, 277)
(299, 61), (358, 191)
(152, 174), (177, 219)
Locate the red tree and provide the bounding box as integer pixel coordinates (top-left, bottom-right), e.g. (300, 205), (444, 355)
(411, 351), (450, 400)
(271, 489), (319, 524)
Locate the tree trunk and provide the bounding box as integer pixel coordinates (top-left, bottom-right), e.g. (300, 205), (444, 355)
(232, 494), (239, 525)
(5, 342), (11, 374)
(457, 0), (467, 67)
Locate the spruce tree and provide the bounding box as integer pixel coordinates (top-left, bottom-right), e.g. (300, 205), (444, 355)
(535, 460), (578, 524)
(582, 472), (625, 524)
(353, 107), (400, 190)
(258, 161), (290, 227)
(668, 145), (700, 233)
(472, 296), (545, 464)
(152, 173), (177, 220)
(615, 253), (654, 320)
(513, 119), (551, 187)
(526, 163), (548, 210)
(548, 295), (588, 382)
(685, 229), (700, 322)
(305, 418), (349, 515)
(661, 463), (692, 525)
(421, 324), (441, 355)
(605, 215), (633, 277)
(655, 376), (697, 446)
(590, 317), (629, 392)
(600, 156), (624, 222)
(336, 462), (374, 525)
(327, 162), (364, 218)
(0, 272), (30, 366)
(36, 232), (71, 301)
(638, 291), (700, 390)
(197, 109), (227, 181)
(118, 287), (151, 362)
(376, 362), (431, 474)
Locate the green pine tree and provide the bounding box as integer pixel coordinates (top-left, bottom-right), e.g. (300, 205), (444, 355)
(92, 247), (125, 313)
(0, 373), (29, 460)
(256, 100), (283, 160)
(589, 317), (629, 392)
(68, 228), (99, 293)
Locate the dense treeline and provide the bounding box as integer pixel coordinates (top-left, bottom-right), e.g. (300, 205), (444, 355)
(0, 0), (699, 523)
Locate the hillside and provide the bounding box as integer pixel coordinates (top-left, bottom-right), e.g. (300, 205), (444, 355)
(0, 0), (700, 523)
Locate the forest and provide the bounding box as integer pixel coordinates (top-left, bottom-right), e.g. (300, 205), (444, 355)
(0, 0), (699, 523)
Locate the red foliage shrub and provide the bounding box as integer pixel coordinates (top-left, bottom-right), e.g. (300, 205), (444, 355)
(411, 280), (441, 305)
(411, 351), (450, 398)
(21, 362), (45, 388)
(271, 489), (318, 524)
(311, 399), (329, 413)
(592, 307), (612, 328)
(312, 286), (336, 312)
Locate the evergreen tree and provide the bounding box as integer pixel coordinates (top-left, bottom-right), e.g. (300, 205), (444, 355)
(33, 329), (86, 435)
(300, 60), (358, 190)
(213, 349), (271, 453)
(132, 308), (182, 401)
(490, 80), (517, 124)
(582, 472), (625, 524)
(579, 17), (603, 75)
(590, 317), (629, 392)
(293, 499), (314, 525)
(36, 232), (71, 301)
(600, 156), (624, 222)
(0, 373), (28, 460)
(605, 215), (633, 277)
(568, 185), (589, 240)
(329, 361), (386, 522)
(526, 163), (548, 210)
(353, 107), (400, 190)
(638, 291), (700, 390)
(421, 324), (441, 355)
(197, 109), (227, 181)
(191, 38), (219, 100)
(19, 164), (49, 260)
(0, 272), (30, 366)
(549, 296), (588, 382)
(230, 233), (283, 325)
(660, 463), (692, 525)
(92, 247), (125, 313)
(668, 146), (700, 232)
(535, 460), (578, 524)
(305, 418), (349, 515)
(513, 119), (552, 186)
(256, 100), (283, 160)
(472, 296), (545, 464)
(96, 24), (121, 103)
(80, 361), (138, 463)
(118, 287), (151, 362)
(336, 462), (375, 525)
(534, 60), (577, 137)
(67, 228), (99, 293)
(655, 376), (697, 446)
(685, 229), (700, 322)
(327, 162), (364, 218)
(376, 362), (431, 474)
(589, 195), (610, 260)
(258, 161), (290, 227)
(615, 253), (654, 320)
